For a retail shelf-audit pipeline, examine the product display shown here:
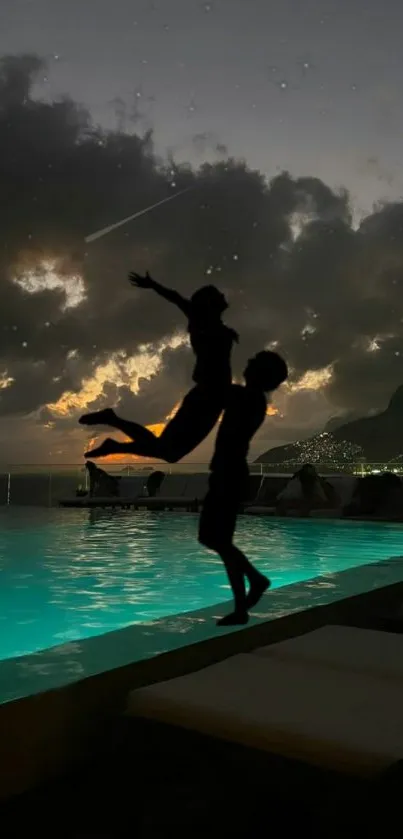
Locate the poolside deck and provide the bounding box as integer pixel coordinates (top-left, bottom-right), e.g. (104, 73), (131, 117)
(3, 719), (402, 837)
(1, 561), (403, 834)
(2, 582), (403, 836)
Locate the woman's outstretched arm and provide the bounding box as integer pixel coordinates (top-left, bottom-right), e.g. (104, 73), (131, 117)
(128, 271), (190, 316)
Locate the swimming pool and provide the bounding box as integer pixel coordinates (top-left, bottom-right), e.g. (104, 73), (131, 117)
(1, 506), (403, 661)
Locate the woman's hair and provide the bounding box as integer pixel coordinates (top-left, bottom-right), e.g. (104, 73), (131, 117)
(190, 285), (228, 314)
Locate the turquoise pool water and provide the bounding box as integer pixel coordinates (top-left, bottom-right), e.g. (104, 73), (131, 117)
(0, 507), (402, 660)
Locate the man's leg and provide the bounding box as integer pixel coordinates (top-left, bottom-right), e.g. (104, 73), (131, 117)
(199, 474), (270, 621)
(214, 544), (249, 626)
(230, 544), (270, 610)
(213, 544), (270, 624)
(199, 488), (250, 625)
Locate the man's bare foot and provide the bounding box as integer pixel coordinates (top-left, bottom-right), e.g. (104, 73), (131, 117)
(216, 610), (249, 627)
(79, 408), (116, 426)
(84, 437), (118, 458)
(245, 575), (271, 611)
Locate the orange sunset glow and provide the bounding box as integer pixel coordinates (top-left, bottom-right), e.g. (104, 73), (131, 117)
(90, 402), (182, 463)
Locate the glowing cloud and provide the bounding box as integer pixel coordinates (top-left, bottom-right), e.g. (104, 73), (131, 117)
(291, 365), (333, 392)
(367, 337), (381, 352)
(47, 334), (188, 418)
(288, 211), (313, 241)
(0, 372), (14, 390)
(13, 259), (86, 311)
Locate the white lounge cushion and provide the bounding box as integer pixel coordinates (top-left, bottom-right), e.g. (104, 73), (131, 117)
(252, 625), (403, 683)
(127, 653), (403, 775)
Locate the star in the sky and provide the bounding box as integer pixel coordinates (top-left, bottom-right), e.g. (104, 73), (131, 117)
(186, 97), (197, 116)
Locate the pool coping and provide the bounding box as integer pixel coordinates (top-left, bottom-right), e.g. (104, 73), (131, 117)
(2, 556), (403, 800)
(2, 555), (403, 707)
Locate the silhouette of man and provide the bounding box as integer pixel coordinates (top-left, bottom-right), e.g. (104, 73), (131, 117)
(199, 350), (288, 626)
(79, 272), (238, 462)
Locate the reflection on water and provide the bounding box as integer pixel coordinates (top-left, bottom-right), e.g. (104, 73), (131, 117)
(0, 507), (402, 660)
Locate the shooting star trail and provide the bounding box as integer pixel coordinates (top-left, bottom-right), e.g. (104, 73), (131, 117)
(85, 187), (193, 243)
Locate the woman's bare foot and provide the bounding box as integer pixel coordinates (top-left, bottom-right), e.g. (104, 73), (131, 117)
(79, 408), (116, 426)
(245, 574), (271, 611)
(216, 610), (249, 627)
(84, 437), (119, 458)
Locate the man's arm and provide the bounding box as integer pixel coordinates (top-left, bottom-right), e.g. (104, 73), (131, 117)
(128, 272), (191, 316)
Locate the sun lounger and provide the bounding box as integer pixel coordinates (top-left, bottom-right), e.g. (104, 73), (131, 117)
(329, 476), (356, 506)
(244, 505), (339, 517)
(118, 476), (147, 498)
(309, 508), (340, 517)
(244, 475), (355, 517)
(157, 474), (188, 497)
(252, 624), (403, 681)
(237, 476), (281, 514)
(249, 475), (288, 507)
(59, 496), (143, 508)
(184, 473), (209, 501)
(241, 474), (264, 505)
(244, 505), (277, 515)
(0, 473), (9, 505)
(59, 474), (147, 507)
(127, 627), (403, 777)
(131, 474), (194, 509)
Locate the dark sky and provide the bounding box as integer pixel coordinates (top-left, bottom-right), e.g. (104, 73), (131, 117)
(4, 0), (403, 214)
(1, 0), (403, 464)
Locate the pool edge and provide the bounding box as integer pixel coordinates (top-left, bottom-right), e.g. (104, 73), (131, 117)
(2, 564), (403, 801)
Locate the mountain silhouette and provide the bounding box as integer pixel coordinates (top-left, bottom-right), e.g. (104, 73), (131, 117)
(256, 385), (403, 466)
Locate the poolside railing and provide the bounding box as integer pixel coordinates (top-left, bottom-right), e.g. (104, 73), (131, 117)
(1, 461), (403, 506)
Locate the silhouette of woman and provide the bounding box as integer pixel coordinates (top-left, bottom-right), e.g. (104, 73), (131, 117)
(79, 272), (239, 462)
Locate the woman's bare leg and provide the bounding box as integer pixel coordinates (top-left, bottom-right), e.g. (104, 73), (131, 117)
(84, 436), (162, 459)
(80, 408), (158, 445)
(80, 387), (222, 464)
